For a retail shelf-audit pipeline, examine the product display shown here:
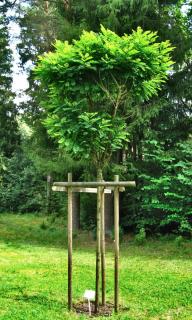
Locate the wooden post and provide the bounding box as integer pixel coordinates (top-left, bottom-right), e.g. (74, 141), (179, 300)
(68, 172), (73, 311)
(46, 174), (52, 213)
(101, 184), (106, 306)
(95, 169), (102, 313)
(114, 175), (119, 313)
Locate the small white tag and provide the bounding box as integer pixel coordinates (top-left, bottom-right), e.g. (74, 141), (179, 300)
(83, 290), (95, 301)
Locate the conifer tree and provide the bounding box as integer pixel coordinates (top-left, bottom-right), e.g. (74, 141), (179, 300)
(0, 7), (20, 157)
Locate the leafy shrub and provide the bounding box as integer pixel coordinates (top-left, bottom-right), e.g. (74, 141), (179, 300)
(140, 140), (192, 235)
(122, 139), (192, 236)
(40, 220), (48, 230)
(174, 235), (184, 247)
(135, 227), (146, 245)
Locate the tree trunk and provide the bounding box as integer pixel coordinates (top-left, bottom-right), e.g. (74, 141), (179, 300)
(72, 192), (80, 230)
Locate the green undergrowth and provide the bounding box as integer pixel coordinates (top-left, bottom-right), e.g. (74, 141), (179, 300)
(0, 213), (191, 320)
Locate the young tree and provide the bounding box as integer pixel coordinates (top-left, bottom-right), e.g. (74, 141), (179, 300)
(35, 26), (173, 311)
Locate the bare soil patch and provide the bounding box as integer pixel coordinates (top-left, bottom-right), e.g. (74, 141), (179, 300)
(73, 302), (129, 317)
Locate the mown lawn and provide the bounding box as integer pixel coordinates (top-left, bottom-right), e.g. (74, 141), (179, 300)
(0, 214), (191, 320)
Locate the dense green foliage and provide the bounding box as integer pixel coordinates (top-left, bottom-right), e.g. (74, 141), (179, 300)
(140, 140), (192, 234)
(0, 150), (45, 213)
(122, 139), (192, 235)
(35, 27), (173, 169)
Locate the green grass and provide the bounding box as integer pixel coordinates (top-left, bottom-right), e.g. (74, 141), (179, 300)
(0, 214), (191, 320)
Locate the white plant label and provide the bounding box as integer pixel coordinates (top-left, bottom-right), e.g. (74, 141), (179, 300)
(83, 290), (95, 316)
(83, 290), (95, 301)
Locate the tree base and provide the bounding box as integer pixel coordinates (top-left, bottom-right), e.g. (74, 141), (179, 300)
(73, 301), (128, 317)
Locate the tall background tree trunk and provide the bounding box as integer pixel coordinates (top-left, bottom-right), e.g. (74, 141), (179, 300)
(105, 193), (113, 234)
(72, 193), (80, 230)
(46, 173), (52, 214)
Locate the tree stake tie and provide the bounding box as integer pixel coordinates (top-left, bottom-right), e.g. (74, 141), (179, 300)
(83, 290), (95, 316)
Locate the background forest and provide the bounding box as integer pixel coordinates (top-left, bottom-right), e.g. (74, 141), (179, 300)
(0, 0), (191, 236)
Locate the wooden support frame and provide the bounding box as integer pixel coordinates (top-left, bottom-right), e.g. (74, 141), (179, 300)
(52, 174), (136, 314)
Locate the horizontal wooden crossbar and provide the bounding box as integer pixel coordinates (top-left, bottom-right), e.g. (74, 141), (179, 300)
(53, 181), (136, 188)
(52, 186), (126, 193)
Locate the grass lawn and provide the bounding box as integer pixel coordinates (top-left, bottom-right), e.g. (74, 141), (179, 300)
(0, 214), (191, 320)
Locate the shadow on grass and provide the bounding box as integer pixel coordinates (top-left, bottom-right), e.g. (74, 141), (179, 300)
(2, 291), (66, 309)
(0, 213), (68, 248)
(0, 213), (191, 261)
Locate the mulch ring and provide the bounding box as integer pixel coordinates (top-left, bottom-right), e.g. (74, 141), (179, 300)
(73, 302), (129, 317)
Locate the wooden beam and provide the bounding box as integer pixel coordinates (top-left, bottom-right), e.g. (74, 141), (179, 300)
(52, 186), (112, 193)
(53, 181), (136, 188)
(109, 186), (125, 192)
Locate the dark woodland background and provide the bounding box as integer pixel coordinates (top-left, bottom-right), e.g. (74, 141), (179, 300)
(0, 0), (191, 236)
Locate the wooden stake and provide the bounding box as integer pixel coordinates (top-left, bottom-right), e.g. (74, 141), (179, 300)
(68, 172), (73, 311)
(114, 175), (119, 313)
(101, 184), (106, 306)
(95, 169), (102, 313)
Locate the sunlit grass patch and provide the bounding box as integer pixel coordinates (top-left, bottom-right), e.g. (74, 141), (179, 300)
(0, 213), (191, 319)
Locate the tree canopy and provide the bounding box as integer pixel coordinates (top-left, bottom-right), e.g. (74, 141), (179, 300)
(35, 26), (173, 170)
